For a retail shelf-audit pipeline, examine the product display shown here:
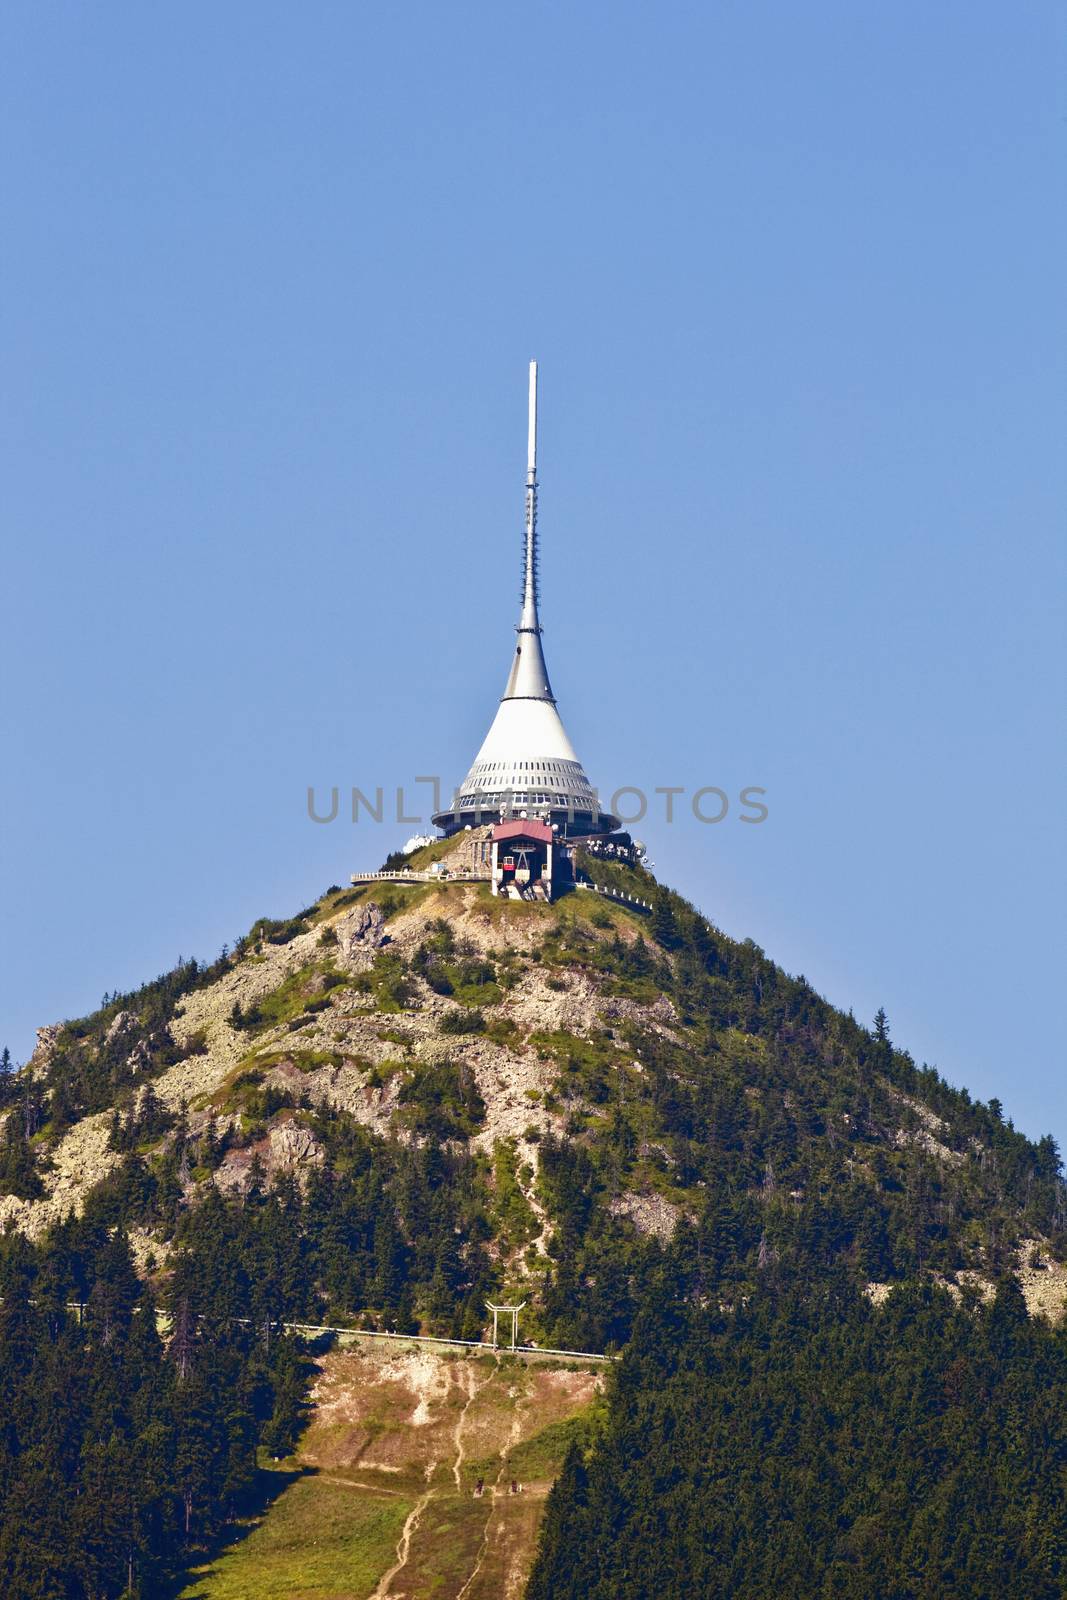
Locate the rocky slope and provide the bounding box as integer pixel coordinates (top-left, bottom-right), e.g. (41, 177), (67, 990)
(3, 831), (1065, 1331)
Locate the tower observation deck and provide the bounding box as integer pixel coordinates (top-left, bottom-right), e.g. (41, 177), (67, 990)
(432, 364), (618, 838)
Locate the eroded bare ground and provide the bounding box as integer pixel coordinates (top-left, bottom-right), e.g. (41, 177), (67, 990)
(297, 1344), (600, 1600)
(1, 863), (680, 1247)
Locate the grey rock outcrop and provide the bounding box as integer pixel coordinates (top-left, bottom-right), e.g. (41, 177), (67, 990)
(105, 1010), (139, 1045)
(337, 902), (387, 971)
(268, 1120), (324, 1172)
(32, 1023), (64, 1068)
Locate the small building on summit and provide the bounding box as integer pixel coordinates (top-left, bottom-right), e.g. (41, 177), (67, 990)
(432, 363), (618, 841)
(490, 819), (573, 900)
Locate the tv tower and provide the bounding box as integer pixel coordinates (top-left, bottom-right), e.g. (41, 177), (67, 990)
(432, 363), (617, 837)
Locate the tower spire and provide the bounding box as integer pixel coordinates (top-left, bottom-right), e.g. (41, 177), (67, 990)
(503, 360), (554, 701)
(521, 360), (539, 630)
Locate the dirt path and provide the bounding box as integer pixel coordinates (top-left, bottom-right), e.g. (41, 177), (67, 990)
(456, 1385), (530, 1600)
(370, 1487), (435, 1600)
(320, 1474), (406, 1497)
(453, 1361), (486, 1489)
(372, 1359), (492, 1598)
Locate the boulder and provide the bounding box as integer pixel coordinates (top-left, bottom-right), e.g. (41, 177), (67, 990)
(125, 1040), (154, 1076)
(268, 1120), (324, 1172)
(337, 901), (387, 971)
(105, 1010), (139, 1045)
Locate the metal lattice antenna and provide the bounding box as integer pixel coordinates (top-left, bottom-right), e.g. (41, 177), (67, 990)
(502, 361), (554, 701)
(521, 360), (540, 628)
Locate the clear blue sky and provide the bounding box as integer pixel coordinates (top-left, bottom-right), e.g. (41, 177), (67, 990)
(2, 5), (1064, 1144)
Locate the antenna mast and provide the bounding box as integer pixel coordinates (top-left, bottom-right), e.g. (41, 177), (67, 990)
(521, 360), (540, 630)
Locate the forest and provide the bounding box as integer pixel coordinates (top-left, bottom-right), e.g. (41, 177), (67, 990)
(528, 1267), (1067, 1599)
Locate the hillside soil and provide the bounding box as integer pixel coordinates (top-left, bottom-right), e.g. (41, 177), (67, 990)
(179, 1343), (600, 1600)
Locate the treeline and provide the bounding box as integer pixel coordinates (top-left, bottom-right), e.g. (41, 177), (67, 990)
(531, 877), (1066, 1325)
(0, 1216), (306, 1599)
(0, 953), (229, 1141)
(528, 1267), (1067, 1600)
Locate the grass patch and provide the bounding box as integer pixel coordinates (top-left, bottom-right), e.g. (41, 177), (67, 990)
(439, 1008), (486, 1036)
(177, 1468), (412, 1600)
(233, 965), (345, 1036)
(307, 885), (368, 925)
(363, 951), (419, 1012)
(601, 973), (666, 1004)
(375, 882), (438, 921)
(365, 1058), (409, 1089)
(485, 1015), (522, 1048)
(412, 922), (502, 1006)
(505, 1410), (599, 1481)
(401, 834), (473, 871)
(249, 1049), (344, 1075)
(451, 979), (503, 1008)
(376, 1027), (415, 1053)
(396, 1060), (486, 1140)
(531, 1030), (620, 1106)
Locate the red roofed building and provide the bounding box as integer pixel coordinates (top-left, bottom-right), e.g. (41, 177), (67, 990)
(491, 819), (571, 901)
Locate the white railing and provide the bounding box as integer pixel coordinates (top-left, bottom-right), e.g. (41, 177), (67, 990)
(348, 869), (490, 885)
(54, 1303), (610, 1361)
(251, 1320), (611, 1361)
(578, 882), (654, 913)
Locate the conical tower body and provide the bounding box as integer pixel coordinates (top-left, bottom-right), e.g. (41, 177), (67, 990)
(432, 364), (617, 837)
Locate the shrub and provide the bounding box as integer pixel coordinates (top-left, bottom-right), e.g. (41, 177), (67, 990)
(397, 1060), (486, 1140)
(440, 1010), (486, 1036)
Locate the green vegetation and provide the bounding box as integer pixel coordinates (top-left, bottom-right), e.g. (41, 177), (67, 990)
(0, 1219), (311, 1599)
(351, 949), (418, 1012)
(397, 1060), (486, 1141)
(230, 964), (346, 1034)
(532, 1029), (621, 1107)
(181, 1344), (599, 1600)
(492, 1139), (541, 1250)
(0, 1110), (45, 1199)
(503, 1408), (600, 1484)
(246, 914), (308, 948)
(412, 918), (504, 1004)
(0, 949), (236, 1136)
(439, 1007), (487, 1035)
(107, 1082), (175, 1152)
(180, 1472), (412, 1600)
(242, 1048), (344, 1076)
(529, 1275), (1067, 1600)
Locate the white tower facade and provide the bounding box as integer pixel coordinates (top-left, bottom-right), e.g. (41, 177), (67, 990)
(432, 364), (617, 837)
